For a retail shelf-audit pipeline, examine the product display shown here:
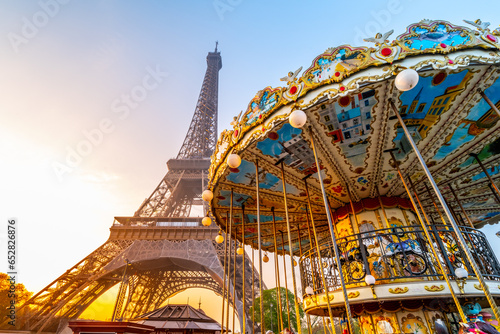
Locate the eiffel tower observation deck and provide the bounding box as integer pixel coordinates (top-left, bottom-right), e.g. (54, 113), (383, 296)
(9, 45), (262, 334)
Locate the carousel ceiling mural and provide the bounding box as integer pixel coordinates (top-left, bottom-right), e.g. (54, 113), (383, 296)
(207, 19), (500, 255)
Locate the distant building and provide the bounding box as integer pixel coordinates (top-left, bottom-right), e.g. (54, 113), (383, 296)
(134, 304), (225, 334)
(67, 305), (224, 334)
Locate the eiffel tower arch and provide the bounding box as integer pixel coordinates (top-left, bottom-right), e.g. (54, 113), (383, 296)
(13, 46), (262, 333)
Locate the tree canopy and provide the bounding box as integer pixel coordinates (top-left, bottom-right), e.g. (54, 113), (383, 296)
(250, 287), (304, 333)
(0, 272), (33, 326)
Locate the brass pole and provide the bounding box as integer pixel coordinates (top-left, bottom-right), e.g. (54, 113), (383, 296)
(297, 227), (312, 334)
(448, 184), (475, 228)
(322, 316), (332, 334)
(241, 209), (247, 334)
(226, 190), (234, 334)
(272, 208), (284, 333)
(278, 160), (302, 334)
(345, 184), (361, 228)
(254, 159), (265, 334)
(478, 88), (500, 118)
(251, 247), (255, 334)
(375, 187), (390, 228)
(307, 126), (354, 334)
(232, 227), (238, 334)
(304, 179), (337, 334)
(388, 150), (468, 322)
(423, 182), (449, 226)
(390, 99), (500, 319)
(280, 230), (292, 328)
(221, 212), (229, 333)
(470, 153), (500, 203)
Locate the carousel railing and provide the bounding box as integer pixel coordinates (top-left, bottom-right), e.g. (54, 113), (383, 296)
(299, 224), (500, 297)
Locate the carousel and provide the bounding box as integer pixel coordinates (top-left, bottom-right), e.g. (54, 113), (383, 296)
(203, 19), (500, 334)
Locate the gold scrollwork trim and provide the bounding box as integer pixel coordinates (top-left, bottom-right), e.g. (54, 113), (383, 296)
(424, 285), (445, 292)
(474, 284), (483, 291)
(347, 291), (360, 299)
(389, 287), (409, 294)
(322, 294), (334, 302)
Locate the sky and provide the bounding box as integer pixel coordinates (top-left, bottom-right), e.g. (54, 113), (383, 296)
(1, 0), (500, 329)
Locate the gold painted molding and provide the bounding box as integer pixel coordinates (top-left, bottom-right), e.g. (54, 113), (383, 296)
(474, 284), (483, 291)
(347, 291), (360, 299)
(389, 287), (409, 294)
(424, 285), (445, 292)
(322, 294), (334, 302)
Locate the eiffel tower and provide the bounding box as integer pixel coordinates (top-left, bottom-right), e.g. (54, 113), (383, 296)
(14, 45), (260, 333)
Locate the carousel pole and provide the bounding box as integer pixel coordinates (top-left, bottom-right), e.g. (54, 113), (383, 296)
(226, 188), (234, 333)
(252, 247), (255, 334)
(423, 182), (449, 226)
(233, 227), (238, 334)
(448, 184), (475, 228)
(304, 178), (337, 334)
(271, 208), (284, 333)
(469, 153), (500, 203)
(280, 230), (292, 329)
(254, 159), (265, 334)
(278, 160), (303, 334)
(375, 187), (390, 228)
(386, 149), (467, 322)
(242, 209), (247, 334)
(389, 99), (500, 318)
(226, 190), (234, 334)
(345, 184), (361, 229)
(221, 212), (229, 334)
(296, 227), (312, 334)
(307, 126), (354, 334)
(478, 88), (500, 118)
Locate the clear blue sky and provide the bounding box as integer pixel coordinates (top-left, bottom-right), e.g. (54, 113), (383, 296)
(1, 0), (499, 319)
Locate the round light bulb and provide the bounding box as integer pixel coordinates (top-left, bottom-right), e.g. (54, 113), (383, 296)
(395, 69), (419, 91)
(455, 267), (468, 279)
(263, 254), (269, 263)
(365, 274), (376, 286)
(202, 217), (212, 226)
(215, 233), (224, 244)
(237, 247), (244, 255)
(227, 153), (242, 168)
(305, 286), (314, 296)
(202, 189), (213, 202)
(289, 109), (307, 128)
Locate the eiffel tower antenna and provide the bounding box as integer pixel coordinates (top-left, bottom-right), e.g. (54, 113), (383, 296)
(132, 46), (223, 218)
(10, 48), (263, 334)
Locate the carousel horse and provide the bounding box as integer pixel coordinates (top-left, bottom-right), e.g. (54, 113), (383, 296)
(376, 234), (428, 275)
(458, 302), (500, 334)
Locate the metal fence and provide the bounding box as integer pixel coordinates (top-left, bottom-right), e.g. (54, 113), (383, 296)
(299, 224), (500, 297)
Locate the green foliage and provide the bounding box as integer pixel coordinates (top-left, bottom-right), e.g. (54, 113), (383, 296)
(0, 272), (33, 325)
(250, 287), (304, 333)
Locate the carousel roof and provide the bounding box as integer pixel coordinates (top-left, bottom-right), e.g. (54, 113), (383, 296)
(208, 19), (500, 255)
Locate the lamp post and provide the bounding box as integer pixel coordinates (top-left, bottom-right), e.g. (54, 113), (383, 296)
(390, 68), (500, 319)
(455, 267), (468, 294)
(288, 107), (354, 334)
(364, 274), (377, 299)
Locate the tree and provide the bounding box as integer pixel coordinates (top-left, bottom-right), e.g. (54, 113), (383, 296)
(0, 272), (33, 326)
(250, 288), (304, 333)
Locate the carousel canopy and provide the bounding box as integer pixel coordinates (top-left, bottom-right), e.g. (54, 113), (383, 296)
(208, 19), (500, 255)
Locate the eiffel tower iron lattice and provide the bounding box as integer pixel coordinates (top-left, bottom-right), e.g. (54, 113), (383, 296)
(10, 46), (263, 334)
